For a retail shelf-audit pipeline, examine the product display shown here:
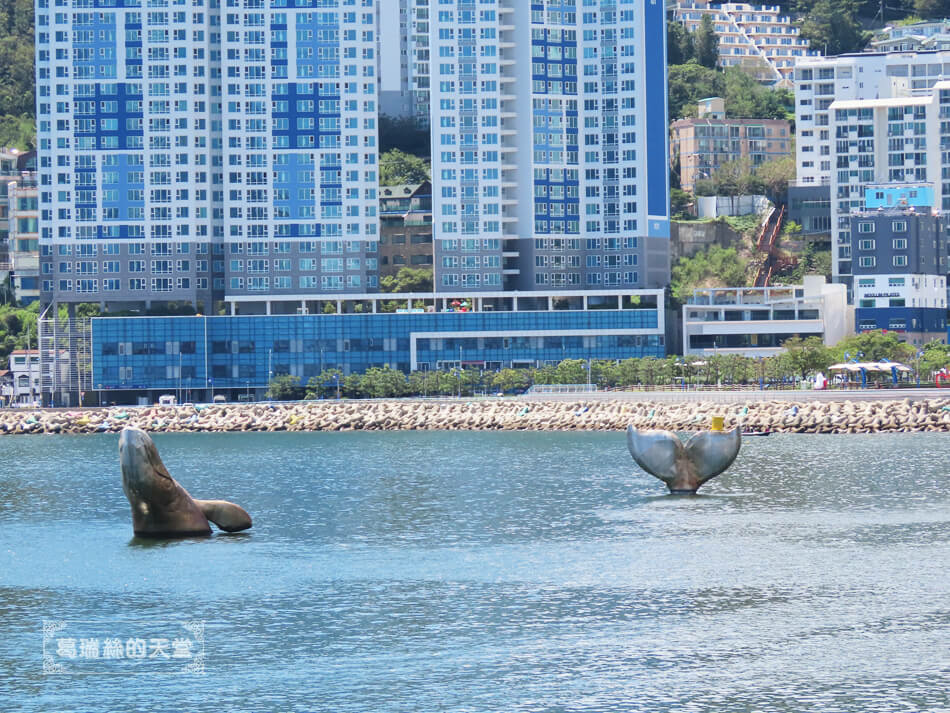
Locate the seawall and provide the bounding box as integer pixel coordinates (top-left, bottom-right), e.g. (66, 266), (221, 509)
(3, 398), (950, 435)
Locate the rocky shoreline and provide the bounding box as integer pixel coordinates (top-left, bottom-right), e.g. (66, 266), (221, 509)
(3, 397), (950, 435)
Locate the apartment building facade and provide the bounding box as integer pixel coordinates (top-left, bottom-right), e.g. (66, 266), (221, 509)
(794, 52), (950, 294)
(378, 180), (432, 277)
(0, 150), (39, 304)
(869, 20), (950, 53)
(36, 0), (382, 311)
(425, 0), (671, 294)
(682, 276), (853, 357)
(670, 97), (791, 192)
(849, 185), (948, 345)
(673, 1), (816, 84)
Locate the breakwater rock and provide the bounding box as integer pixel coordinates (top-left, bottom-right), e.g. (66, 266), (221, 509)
(3, 398), (950, 435)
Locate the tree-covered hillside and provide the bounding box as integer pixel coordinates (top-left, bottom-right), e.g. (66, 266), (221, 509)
(0, 0), (34, 149)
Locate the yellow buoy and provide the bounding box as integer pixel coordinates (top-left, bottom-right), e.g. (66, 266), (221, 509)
(710, 415), (724, 431)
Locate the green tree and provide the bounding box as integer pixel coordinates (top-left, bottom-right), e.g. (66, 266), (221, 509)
(0, 113), (33, 150)
(708, 158), (763, 211)
(266, 375), (305, 401)
(639, 357), (663, 386)
(755, 157), (796, 204)
(491, 368), (532, 394)
(0, 301), (39, 363)
(693, 14), (720, 69)
(359, 367), (408, 398)
(337, 373), (361, 398)
(667, 62), (721, 120)
(834, 330), (915, 363)
(379, 149), (430, 186)
(379, 266), (433, 293)
(670, 188), (694, 218)
(913, 0), (950, 18)
(918, 341), (950, 380)
(667, 20), (694, 65)
(722, 68), (794, 120)
(671, 245), (749, 302)
(305, 368), (343, 399)
(721, 353), (753, 384)
(797, 0), (870, 55)
(781, 336), (832, 380)
(378, 114), (430, 157)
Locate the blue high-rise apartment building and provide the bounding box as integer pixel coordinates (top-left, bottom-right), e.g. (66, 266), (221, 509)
(36, 0), (669, 309)
(36, 0), (381, 309)
(425, 0), (671, 293)
(35, 0), (673, 404)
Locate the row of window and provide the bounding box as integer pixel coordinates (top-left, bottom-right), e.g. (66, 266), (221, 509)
(229, 275), (373, 291)
(51, 260), (196, 274)
(439, 273), (502, 287)
(55, 277), (197, 292)
(229, 258), (376, 272)
(442, 256), (500, 268)
(856, 256), (910, 268)
(856, 221), (909, 233)
(856, 239), (908, 250)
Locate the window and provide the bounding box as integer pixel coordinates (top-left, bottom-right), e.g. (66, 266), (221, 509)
(893, 255), (908, 267)
(858, 256), (876, 268)
(892, 238), (907, 250)
(858, 239), (875, 251)
(891, 221), (907, 232)
(857, 222), (875, 233)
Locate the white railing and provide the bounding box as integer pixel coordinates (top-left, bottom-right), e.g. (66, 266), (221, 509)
(527, 384), (599, 394)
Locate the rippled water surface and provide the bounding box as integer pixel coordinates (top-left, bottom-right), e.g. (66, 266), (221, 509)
(1, 431), (948, 712)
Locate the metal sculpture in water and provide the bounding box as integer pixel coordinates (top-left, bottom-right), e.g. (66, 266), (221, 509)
(626, 420), (741, 494)
(119, 426), (252, 537)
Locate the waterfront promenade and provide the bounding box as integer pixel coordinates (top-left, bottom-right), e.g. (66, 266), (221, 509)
(522, 387), (950, 403)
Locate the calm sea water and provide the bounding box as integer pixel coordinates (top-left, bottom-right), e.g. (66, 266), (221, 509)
(0, 430), (948, 713)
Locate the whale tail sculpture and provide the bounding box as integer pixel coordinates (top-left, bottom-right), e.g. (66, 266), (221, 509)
(627, 425), (741, 494)
(120, 427), (252, 537)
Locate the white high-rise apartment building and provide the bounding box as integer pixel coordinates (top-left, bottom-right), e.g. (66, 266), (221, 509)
(795, 51), (950, 287)
(406, 0), (431, 126)
(36, 0), (381, 308)
(423, 0), (671, 293)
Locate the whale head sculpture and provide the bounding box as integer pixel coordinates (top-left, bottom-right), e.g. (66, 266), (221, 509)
(120, 426), (252, 537)
(626, 425), (741, 494)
